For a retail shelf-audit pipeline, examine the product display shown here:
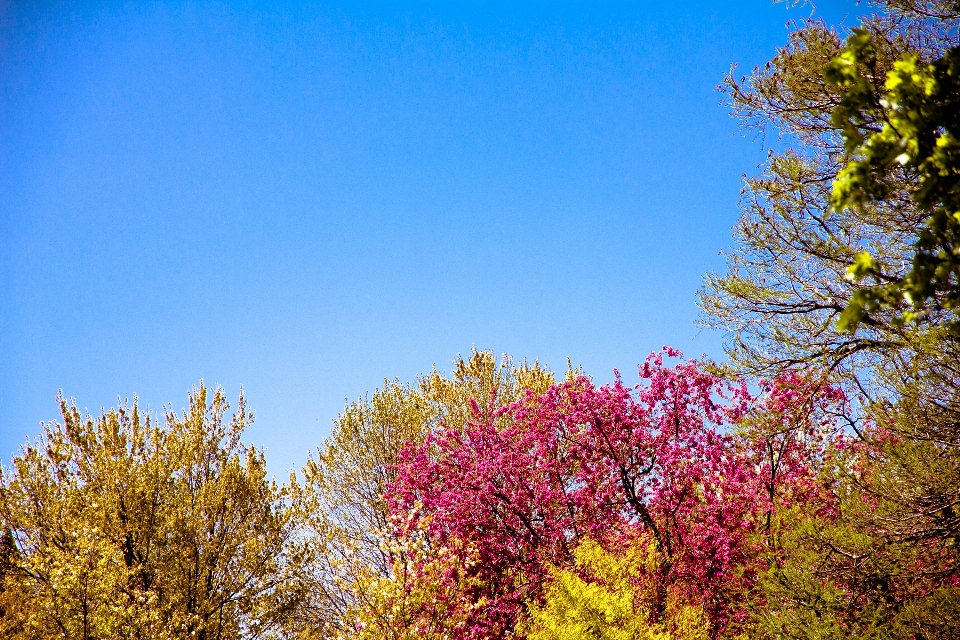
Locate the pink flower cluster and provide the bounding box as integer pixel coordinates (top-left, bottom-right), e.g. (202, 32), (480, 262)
(389, 349), (844, 640)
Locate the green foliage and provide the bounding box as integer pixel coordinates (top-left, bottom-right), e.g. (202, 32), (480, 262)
(742, 346), (960, 640)
(698, 2), (960, 384)
(826, 28), (960, 332)
(751, 439), (960, 640)
(699, 3), (960, 638)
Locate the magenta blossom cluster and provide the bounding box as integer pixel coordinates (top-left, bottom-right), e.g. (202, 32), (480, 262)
(389, 349), (845, 640)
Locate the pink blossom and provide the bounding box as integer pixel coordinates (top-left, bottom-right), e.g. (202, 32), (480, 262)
(389, 349), (844, 640)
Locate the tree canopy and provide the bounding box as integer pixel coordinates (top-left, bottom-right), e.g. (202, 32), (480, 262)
(0, 385), (305, 640)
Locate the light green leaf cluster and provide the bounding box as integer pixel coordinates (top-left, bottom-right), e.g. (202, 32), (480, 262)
(827, 27), (960, 333)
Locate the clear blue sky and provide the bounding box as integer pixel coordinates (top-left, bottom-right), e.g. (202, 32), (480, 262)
(1, 0), (859, 473)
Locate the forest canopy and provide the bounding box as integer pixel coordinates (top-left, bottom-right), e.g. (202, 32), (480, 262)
(4, 1), (960, 639)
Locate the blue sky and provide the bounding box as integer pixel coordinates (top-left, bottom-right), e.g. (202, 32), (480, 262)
(0, 0), (860, 473)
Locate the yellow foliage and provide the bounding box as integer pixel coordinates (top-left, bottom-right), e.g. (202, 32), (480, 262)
(0, 385), (303, 640)
(521, 538), (708, 640)
(340, 519), (490, 640)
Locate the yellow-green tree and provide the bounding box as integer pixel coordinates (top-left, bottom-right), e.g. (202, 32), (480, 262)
(0, 384), (304, 640)
(293, 348), (555, 638)
(521, 538), (708, 640)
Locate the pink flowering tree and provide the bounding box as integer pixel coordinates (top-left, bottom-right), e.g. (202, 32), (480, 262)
(388, 349), (844, 640)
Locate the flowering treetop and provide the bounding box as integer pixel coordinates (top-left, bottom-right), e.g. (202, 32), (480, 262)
(389, 349), (845, 640)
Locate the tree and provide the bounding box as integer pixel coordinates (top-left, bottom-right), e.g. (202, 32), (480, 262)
(698, 0), (960, 387)
(0, 526), (23, 636)
(293, 349), (555, 638)
(698, 3), (960, 638)
(0, 384), (303, 640)
(387, 351), (843, 640)
(748, 423), (960, 640)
